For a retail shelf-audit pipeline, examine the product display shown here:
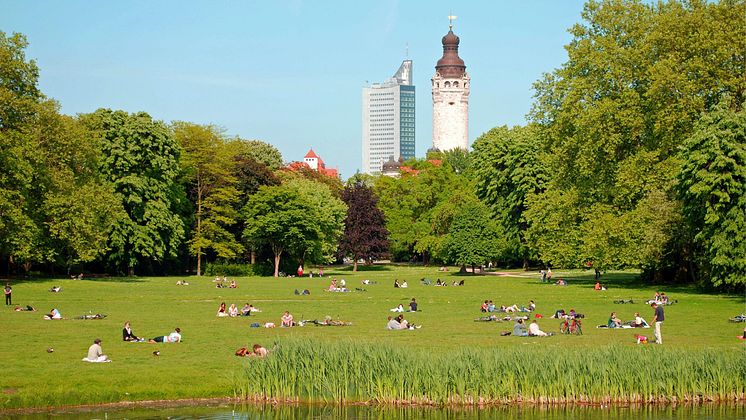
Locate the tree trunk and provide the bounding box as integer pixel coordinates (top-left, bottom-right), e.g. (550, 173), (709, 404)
(471, 263), (476, 274)
(274, 252), (281, 277)
(250, 249), (256, 265)
(197, 246), (202, 277)
(196, 185), (202, 276)
(353, 258), (358, 272)
(459, 264), (467, 274)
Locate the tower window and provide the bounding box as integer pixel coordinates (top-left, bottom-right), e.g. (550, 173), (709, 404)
(444, 81), (451, 88)
(453, 81), (459, 87)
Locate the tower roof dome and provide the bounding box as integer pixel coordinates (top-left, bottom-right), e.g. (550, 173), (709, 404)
(435, 29), (466, 78)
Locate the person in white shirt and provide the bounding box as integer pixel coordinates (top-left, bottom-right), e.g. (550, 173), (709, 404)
(149, 328), (181, 343)
(528, 320), (549, 337)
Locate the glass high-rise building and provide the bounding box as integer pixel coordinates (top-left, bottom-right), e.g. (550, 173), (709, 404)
(362, 60), (415, 174)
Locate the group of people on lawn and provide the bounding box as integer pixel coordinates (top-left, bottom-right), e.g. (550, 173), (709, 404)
(217, 302), (261, 317)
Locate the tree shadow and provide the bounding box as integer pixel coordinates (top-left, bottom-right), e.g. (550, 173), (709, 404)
(336, 265), (392, 272)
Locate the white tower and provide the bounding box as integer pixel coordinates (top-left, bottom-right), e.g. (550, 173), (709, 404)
(432, 20), (469, 151)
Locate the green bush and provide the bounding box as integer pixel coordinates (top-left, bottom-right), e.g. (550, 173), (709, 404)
(204, 261), (253, 277)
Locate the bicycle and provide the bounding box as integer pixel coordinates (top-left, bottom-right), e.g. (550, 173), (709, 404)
(559, 316), (583, 335)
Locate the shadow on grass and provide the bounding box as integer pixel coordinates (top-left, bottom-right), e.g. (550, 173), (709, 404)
(0, 276), (145, 285)
(336, 265), (393, 272)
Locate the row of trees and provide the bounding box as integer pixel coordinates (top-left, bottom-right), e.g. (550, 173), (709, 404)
(374, 0), (744, 290)
(1, 0), (742, 290)
(0, 31), (392, 277)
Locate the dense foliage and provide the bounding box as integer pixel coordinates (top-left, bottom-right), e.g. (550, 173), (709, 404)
(1, 0), (743, 289)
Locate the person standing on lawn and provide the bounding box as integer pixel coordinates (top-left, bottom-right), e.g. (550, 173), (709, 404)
(4, 283), (11, 305)
(651, 302), (664, 344)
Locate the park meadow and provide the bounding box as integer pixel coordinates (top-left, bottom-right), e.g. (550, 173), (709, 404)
(1, 266), (744, 409)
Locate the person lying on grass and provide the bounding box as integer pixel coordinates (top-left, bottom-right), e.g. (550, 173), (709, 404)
(390, 304), (405, 312)
(149, 328), (181, 343)
(14, 305), (36, 311)
(236, 344), (268, 357)
(528, 320), (550, 337)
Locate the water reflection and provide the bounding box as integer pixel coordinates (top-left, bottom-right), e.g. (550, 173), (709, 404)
(4, 402), (744, 419)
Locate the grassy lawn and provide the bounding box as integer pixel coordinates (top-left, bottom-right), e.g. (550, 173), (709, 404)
(1, 265), (744, 408)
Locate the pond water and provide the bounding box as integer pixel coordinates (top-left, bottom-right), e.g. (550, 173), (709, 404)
(4, 402), (744, 419)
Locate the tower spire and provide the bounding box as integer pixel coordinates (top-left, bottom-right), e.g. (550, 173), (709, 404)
(448, 13), (457, 30)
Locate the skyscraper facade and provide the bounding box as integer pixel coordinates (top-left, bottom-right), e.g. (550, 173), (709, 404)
(362, 60), (415, 174)
(432, 25), (469, 151)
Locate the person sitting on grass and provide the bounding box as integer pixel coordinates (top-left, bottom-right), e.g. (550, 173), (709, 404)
(487, 301), (496, 312)
(608, 312), (622, 328)
(394, 279), (400, 288)
(390, 304), (404, 313)
(513, 318), (529, 337)
(480, 300), (488, 312)
(632, 312), (649, 328)
(409, 298), (418, 312)
(44, 308), (62, 320)
(122, 321), (141, 341)
(281, 311), (294, 327)
(228, 303), (239, 317)
(241, 303), (252, 316)
(82, 338), (110, 362)
(386, 316), (403, 330)
(229, 280), (237, 288)
(395, 313), (420, 330)
(49, 286), (61, 293)
(528, 320), (550, 337)
(555, 278), (567, 286)
(217, 302), (228, 317)
(149, 328), (181, 343)
(400, 280), (408, 288)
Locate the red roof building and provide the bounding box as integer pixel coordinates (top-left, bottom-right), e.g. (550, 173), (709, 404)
(287, 149), (339, 179)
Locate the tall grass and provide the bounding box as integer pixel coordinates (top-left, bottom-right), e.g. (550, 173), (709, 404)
(234, 338), (745, 405)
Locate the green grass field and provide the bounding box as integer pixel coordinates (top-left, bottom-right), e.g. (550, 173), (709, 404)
(1, 266), (744, 409)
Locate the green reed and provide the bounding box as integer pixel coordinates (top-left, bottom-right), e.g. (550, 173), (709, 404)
(234, 338), (745, 405)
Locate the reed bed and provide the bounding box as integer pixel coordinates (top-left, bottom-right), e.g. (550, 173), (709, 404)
(234, 338), (745, 405)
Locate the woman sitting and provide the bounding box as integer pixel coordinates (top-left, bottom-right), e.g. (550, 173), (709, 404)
(632, 312), (649, 328)
(217, 302), (228, 317)
(228, 303), (239, 317)
(122, 321), (141, 341)
(607, 312), (622, 328)
(229, 280), (237, 288)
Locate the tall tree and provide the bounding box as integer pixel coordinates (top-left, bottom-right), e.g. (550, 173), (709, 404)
(243, 175), (345, 276)
(471, 124), (549, 268)
(442, 199), (502, 273)
(339, 181), (389, 271)
(81, 109), (184, 275)
(525, 0), (744, 274)
(228, 138), (283, 170)
(174, 122), (243, 276)
(677, 102), (746, 289)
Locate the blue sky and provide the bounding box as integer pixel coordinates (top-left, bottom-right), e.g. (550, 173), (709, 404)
(2, 1), (586, 179)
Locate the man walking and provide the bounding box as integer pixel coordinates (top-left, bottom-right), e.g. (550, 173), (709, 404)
(651, 302), (664, 344)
